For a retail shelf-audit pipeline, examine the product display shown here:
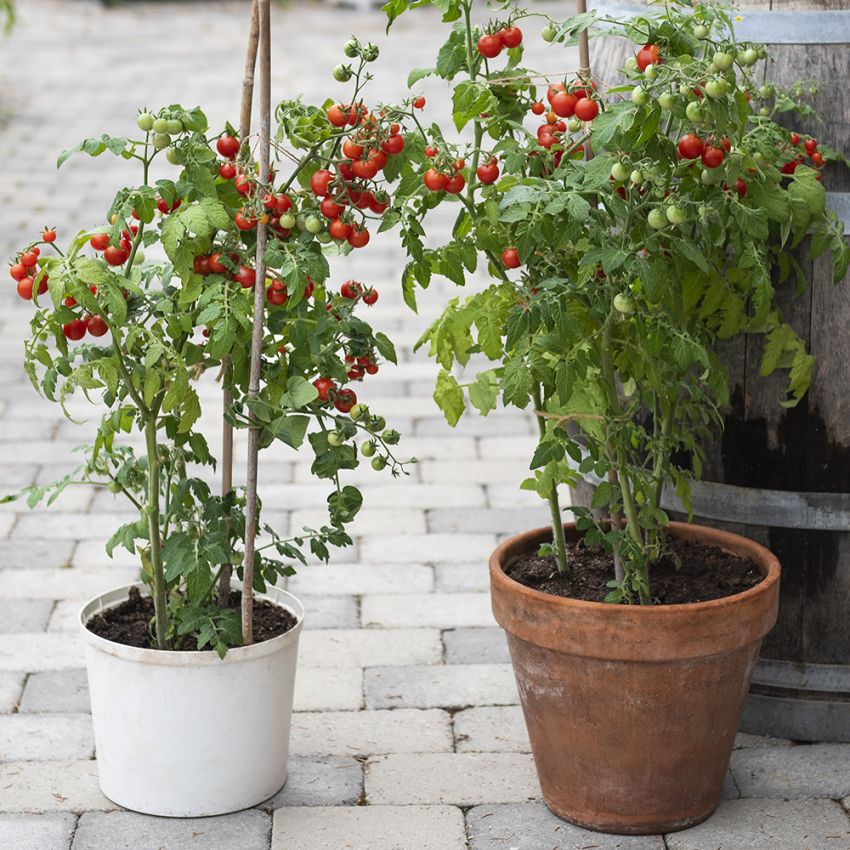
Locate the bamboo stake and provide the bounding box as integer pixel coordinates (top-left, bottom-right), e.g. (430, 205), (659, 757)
(219, 0), (260, 606)
(241, 0), (272, 645)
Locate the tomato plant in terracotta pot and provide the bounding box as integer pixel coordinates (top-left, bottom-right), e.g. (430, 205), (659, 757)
(2, 33), (412, 816)
(377, 0), (850, 835)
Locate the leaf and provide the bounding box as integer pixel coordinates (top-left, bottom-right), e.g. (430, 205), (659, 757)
(273, 414), (310, 449)
(468, 370), (498, 415)
(407, 67), (434, 87)
(57, 134), (133, 169)
(501, 356), (532, 409)
(328, 485), (363, 524)
(433, 369), (465, 426)
(530, 439), (565, 470)
(283, 376), (319, 409)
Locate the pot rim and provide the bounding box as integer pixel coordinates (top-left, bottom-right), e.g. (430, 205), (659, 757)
(79, 581), (304, 666)
(491, 520), (780, 616)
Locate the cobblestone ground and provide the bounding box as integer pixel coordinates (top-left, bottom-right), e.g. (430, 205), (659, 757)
(0, 2), (848, 849)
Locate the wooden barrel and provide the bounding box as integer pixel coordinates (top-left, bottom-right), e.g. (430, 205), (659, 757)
(580, 2), (850, 740)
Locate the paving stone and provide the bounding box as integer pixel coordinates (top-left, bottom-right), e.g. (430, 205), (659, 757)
(0, 598), (53, 632)
(291, 508), (427, 536)
(0, 672), (24, 712)
(361, 593), (494, 629)
(0, 760), (114, 812)
(299, 595), (359, 630)
(47, 600), (88, 632)
(367, 752), (539, 805)
(19, 669), (90, 714)
(360, 534), (496, 564)
(428, 507), (551, 535)
(264, 757), (361, 808)
(291, 709), (453, 757)
(434, 562), (490, 592)
(0, 568), (137, 599)
(0, 633), (84, 671)
(0, 714), (93, 760)
(0, 514), (13, 538)
(666, 799), (850, 850)
(12, 512), (136, 540)
(271, 805), (467, 850)
(294, 667), (362, 712)
(70, 541), (140, 569)
(252, 482), (487, 509)
(286, 563), (433, 595)
(0, 539), (75, 570)
(72, 810), (271, 850)
(0, 813), (76, 850)
(486, 484), (553, 510)
(444, 628), (510, 664)
(733, 732), (794, 749)
(467, 802), (664, 849)
(365, 664), (517, 709)
(422, 459), (529, 485)
(731, 743), (850, 799)
(454, 706), (529, 753)
(299, 628), (441, 668)
(477, 435), (540, 459)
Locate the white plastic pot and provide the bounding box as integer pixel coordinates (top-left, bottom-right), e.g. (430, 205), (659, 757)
(80, 582), (303, 817)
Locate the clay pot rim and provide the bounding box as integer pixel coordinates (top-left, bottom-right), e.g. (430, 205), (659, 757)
(490, 520), (780, 617)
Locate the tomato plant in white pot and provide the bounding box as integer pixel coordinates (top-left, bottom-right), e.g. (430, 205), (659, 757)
(375, 0), (850, 835)
(3, 35), (413, 816)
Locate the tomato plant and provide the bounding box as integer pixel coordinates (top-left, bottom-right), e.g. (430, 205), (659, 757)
(377, 0), (849, 602)
(4, 37), (415, 655)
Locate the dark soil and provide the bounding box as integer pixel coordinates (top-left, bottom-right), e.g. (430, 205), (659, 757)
(86, 586), (297, 650)
(505, 536), (762, 604)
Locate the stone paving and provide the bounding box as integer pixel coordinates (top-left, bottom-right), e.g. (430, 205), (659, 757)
(0, 1), (848, 849)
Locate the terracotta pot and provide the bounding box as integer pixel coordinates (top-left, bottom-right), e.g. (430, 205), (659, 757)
(489, 521), (780, 835)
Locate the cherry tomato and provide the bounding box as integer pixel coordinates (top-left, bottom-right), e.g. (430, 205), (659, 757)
(308, 169), (331, 196)
(62, 318), (87, 341)
(16, 277), (33, 300)
(381, 134), (405, 155)
(363, 287), (379, 305)
(476, 162), (500, 184)
(348, 227), (370, 248)
(215, 161), (235, 181)
(804, 138), (818, 156)
(369, 193), (390, 214)
(43, 229), (57, 243)
(636, 43), (661, 72)
(208, 253), (227, 274)
(531, 101), (545, 115)
(104, 245), (129, 266)
(275, 194), (292, 213)
(550, 91), (577, 118)
(20, 251), (38, 267)
(9, 263), (26, 281)
(423, 168), (449, 191)
(425, 145), (438, 158)
(334, 389), (357, 413)
(193, 255), (211, 275)
(789, 132), (800, 146)
(412, 96), (426, 109)
(216, 135), (240, 159)
(85, 314), (108, 337)
(677, 133), (704, 160)
(477, 34), (502, 59)
(319, 198), (343, 219)
(574, 98), (599, 121)
(304, 277), (315, 298)
(266, 279), (288, 306)
(313, 377), (336, 402)
(234, 212), (257, 231)
(327, 105), (348, 128)
(352, 158), (379, 180)
(343, 139), (364, 160)
(701, 146), (724, 168)
(328, 219), (351, 240)
(812, 151), (825, 168)
(499, 26), (523, 48)
(502, 247), (521, 268)
(234, 266), (256, 288)
(735, 178), (748, 198)
(341, 280), (362, 299)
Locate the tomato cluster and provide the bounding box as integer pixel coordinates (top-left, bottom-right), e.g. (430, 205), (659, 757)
(782, 133), (825, 174)
(8, 242), (46, 301)
(477, 25), (523, 59)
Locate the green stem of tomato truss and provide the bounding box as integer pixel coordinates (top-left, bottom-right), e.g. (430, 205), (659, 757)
(461, 0), (485, 210)
(532, 383), (570, 574)
(144, 416), (169, 648)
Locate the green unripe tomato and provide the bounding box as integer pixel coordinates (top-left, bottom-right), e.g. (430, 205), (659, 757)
(137, 112), (155, 132)
(327, 431), (344, 447)
(166, 147), (181, 165)
(165, 118), (184, 135)
(613, 293), (635, 315)
(371, 456), (387, 471)
(541, 24), (557, 42)
(360, 440), (376, 458)
(658, 92), (677, 110)
(693, 24), (709, 40)
(349, 403), (368, 421)
(132, 248), (145, 265)
(316, 231), (333, 244)
(362, 42), (379, 62)
(685, 101), (705, 123)
(705, 79), (728, 100)
(700, 168), (721, 186)
(152, 133), (171, 150)
(712, 52), (734, 72)
(630, 169), (643, 185)
(382, 429), (400, 445)
(624, 56), (638, 72)
(367, 416), (386, 433)
(304, 215), (323, 234)
(568, 118), (582, 132)
(631, 86), (649, 106)
(611, 162), (630, 182)
(738, 48), (757, 66)
(152, 117), (170, 134)
(678, 83), (690, 96)
(279, 213), (296, 229)
(107, 480), (122, 493)
(753, 151), (767, 167)
(809, 86), (817, 97)
(647, 208), (667, 230)
(759, 106), (770, 116)
(666, 204), (687, 225)
(343, 38), (359, 58)
(332, 64), (353, 82)
(758, 84), (772, 99)
(644, 64), (657, 80)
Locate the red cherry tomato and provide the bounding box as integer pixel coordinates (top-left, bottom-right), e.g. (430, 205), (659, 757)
(550, 91), (578, 118)
(313, 377), (336, 402)
(343, 139), (364, 161)
(234, 212), (257, 231)
(329, 219), (352, 240)
(193, 255), (211, 276)
(104, 245), (129, 266)
(412, 96), (426, 109)
(499, 26), (523, 48)
(234, 266), (256, 289)
(20, 251), (38, 267)
(502, 247), (521, 269)
(363, 288), (379, 305)
(16, 277), (34, 300)
(476, 162), (500, 184)
(701, 146), (724, 169)
(348, 227), (370, 249)
(381, 134), (405, 156)
(340, 280), (362, 300)
(62, 318), (87, 341)
(208, 253), (227, 274)
(636, 43), (661, 72)
(423, 168), (449, 191)
(43, 229), (57, 243)
(9, 263), (26, 281)
(677, 133), (704, 160)
(334, 389), (357, 413)
(477, 34), (502, 59)
(327, 105), (348, 128)
(85, 314), (109, 337)
(574, 98), (599, 121)
(310, 169), (334, 196)
(216, 135), (240, 159)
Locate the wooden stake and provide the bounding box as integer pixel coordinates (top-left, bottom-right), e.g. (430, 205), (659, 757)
(219, 0), (260, 606)
(241, 0), (271, 645)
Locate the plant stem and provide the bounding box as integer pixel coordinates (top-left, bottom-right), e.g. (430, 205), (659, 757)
(532, 384), (569, 574)
(144, 417), (168, 648)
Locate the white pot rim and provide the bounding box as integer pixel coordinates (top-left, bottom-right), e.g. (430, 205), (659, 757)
(79, 581), (304, 667)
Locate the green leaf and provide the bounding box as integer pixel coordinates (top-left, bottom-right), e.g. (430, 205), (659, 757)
(468, 370), (498, 416)
(273, 414), (310, 449)
(408, 67), (434, 87)
(433, 369), (465, 426)
(283, 376), (319, 409)
(501, 356), (532, 409)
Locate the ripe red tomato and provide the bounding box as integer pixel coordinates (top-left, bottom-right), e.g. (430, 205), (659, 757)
(476, 162), (500, 184)
(381, 135), (405, 156)
(790, 132), (800, 147)
(62, 318), (87, 341)
(343, 139), (364, 160)
(502, 247), (521, 268)
(43, 229), (57, 243)
(234, 212), (257, 231)
(218, 162), (237, 180)
(735, 178), (748, 198)
(235, 175), (253, 197)
(216, 135), (240, 159)
(321, 198), (344, 219)
(348, 227), (370, 248)
(574, 98), (599, 121)
(812, 151), (825, 168)
(445, 173), (466, 194)
(340, 280), (362, 299)
(499, 26), (523, 48)
(9, 263), (26, 281)
(20, 251), (38, 267)
(329, 219), (353, 240)
(677, 133), (704, 160)
(208, 253), (227, 274)
(310, 169), (334, 196)
(352, 158), (379, 180)
(636, 43), (661, 71)
(193, 255), (211, 275)
(348, 365), (365, 380)
(412, 96), (426, 109)
(275, 194), (292, 213)
(804, 138), (818, 155)
(365, 362), (379, 375)
(363, 287), (379, 305)
(304, 277), (315, 298)
(85, 314), (108, 337)
(104, 245), (129, 266)
(266, 280), (288, 306)
(547, 82), (565, 105)
(550, 91), (578, 118)
(701, 146), (724, 169)
(313, 377), (336, 402)
(423, 168), (449, 191)
(334, 389), (357, 413)
(234, 266), (256, 288)
(16, 277), (33, 300)
(531, 101), (545, 115)
(369, 193), (390, 214)
(327, 105), (348, 128)
(425, 145), (438, 158)
(477, 34), (502, 58)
